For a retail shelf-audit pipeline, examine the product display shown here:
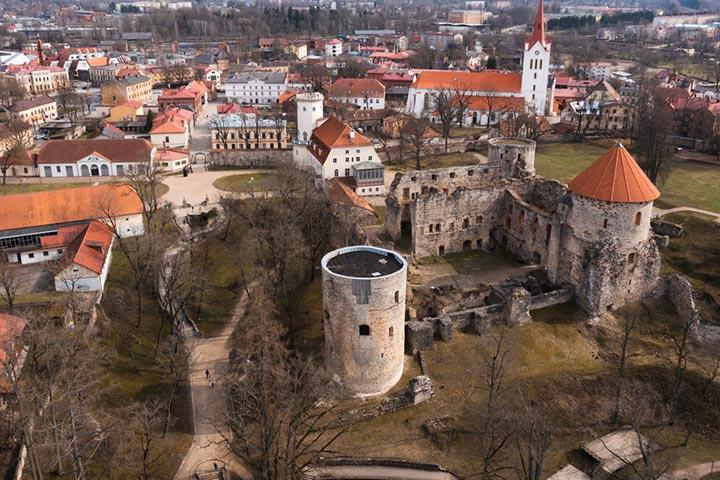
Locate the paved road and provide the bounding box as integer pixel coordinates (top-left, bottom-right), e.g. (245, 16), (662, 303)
(174, 288), (254, 480)
(654, 206), (720, 223)
(162, 168), (270, 207)
(659, 461), (720, 480)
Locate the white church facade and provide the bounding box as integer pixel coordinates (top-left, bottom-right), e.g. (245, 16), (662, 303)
(405, 0), (551, 119)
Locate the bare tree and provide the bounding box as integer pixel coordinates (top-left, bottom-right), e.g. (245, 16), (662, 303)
(223, 291), (345, 480)
(128, 400), (166, 480)
(613, 314), (637, 423)
(157, 334), (192, 437)
(431, 89), (457, 153)
(208, 113), (232, 150)
(0, 254), (19, 313)
(402, 117), (432, 170)
(474, 331), (513, 480)
(0, 143), (26, 184)
(632, 79), (673, 184)
(515, 392), (552, 480)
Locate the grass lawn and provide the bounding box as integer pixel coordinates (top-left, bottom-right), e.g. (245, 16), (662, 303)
(213, 173), (271, 193)
(535, 142), (720, 213)
(189, 213), (256, 336)
(0, 181), (95, 195)
(97, 249), (192, 479)
(660, 212), (720, 323)
(0, 181), (170, 198)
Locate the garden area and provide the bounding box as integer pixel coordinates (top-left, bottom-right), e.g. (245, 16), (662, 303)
(535, 142), (720, 213)
(212, 172), (272, 193)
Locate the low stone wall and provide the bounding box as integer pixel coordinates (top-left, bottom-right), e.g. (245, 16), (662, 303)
(406, 288), (572, 353)
(335, 375), (433, 427)
(528, 288), (572, 310)
(208, 150), (291, 168)
(654, 274), (700, 329)
(651, 219), (683, 238)
(311, 456), (458, 478)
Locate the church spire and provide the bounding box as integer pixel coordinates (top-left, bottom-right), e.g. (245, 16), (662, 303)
(527, 0), (550, 49)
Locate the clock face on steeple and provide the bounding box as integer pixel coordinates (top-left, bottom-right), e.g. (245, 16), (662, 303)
(535, 50), (540, 55)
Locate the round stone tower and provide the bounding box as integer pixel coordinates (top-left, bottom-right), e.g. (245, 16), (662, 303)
(296, 92), (324, 143)
(321, 246), (408, 397)
(488, 137), (536, 178)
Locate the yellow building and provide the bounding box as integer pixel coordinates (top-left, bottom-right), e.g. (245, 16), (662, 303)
(107, 101), (145, 122)
(101, 75), (153, 107)
(447, 10), (490, 24)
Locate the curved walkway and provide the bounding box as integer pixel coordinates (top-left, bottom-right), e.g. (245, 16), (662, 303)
(653, 206), (720, 223)
(659, 460), (720, 480)
(174, 289), (253, 480)
(162, 168), (270, 207)
(306, 465), (458, 480)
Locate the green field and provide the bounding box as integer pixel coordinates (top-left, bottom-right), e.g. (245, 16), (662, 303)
(212, 173), (271, 193)
(535, 142), (720, 213)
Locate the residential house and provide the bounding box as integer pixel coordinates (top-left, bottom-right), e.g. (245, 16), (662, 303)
(53, 221), (115, 292)
(107, 100), (144, 122)
(155, 148), (190, 172)
(158, 87), (201, 115)
(8, 96), (57, 126)
(303, 114), (384, 194)
(35, 138), (155, 177)
(101, 75), (153, 107)
(150, 118), (188, 148)
(327, 78), (386, 110)
(325, 39), (344, 57)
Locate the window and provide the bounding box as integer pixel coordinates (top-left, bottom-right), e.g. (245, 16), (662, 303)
(344, 168), (350, 176)
(628, 252), (636, 264)
(476, 215), (483, 225)
(28, 253), (34, 259)
(43, 251), (49, 257)
(634, 212), (642, 225)
(468, 169), (474, 176)
(389, 326), (394, 337)
(603, 219), (608, 228)
(435, 223), (441, 232)
(334, 169), (339, 177)
(359, 325), (370, 336)
(394, 291), (399, 303)
(450, 172), (456, 178)
(431, 174), (437, 180)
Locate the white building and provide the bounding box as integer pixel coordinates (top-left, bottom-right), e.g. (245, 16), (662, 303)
(53, 221), (115, 293)
(327, 78), (386, 110)
(224, 71), (288, 105)
(325, 39), (344, 57)
(296, 92), (325, 143)
(35, 138), (155, 178)
(587, 62), (612, 81)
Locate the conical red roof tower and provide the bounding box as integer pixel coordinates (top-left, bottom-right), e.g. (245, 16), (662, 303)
(568, 142), (660, 203)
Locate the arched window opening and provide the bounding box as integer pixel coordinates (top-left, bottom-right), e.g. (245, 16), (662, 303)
(634, 212), (642, 225)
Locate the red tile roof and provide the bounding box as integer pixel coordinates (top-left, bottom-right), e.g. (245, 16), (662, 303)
(0, 313), (26, 365)
(308, 115), (372, 164)
(36, 139), (153, 165)
(156, 148), (189, 161)
(411, 70), (522, 93)
(65, 220), (114, 274)
(466, 95), (524, 111)
(328, 78), (385, 98)
(328, 178), (375, 213)
(526, 0), (551, 49)
(568, 143), (660, 203)
(0, 184), (143, 232)
(151, 119), (186, 134)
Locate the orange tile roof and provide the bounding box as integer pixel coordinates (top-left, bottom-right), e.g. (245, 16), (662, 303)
(411, 70), (522, 93)
(328, 178), (375, 214)
(328, 78), (385, 98)
(0, 184), (143, 232)
(466, 95), (525, 111)
(36, 139), (153, 165)
(308, 115), (372, 164)
(156, 148), (189, 161)
(568, 143), (660, 203)
(87, 57), (109, 67)
(40, 224), (86, 248)
(119, 100), (143, 109)
(0, 313), (26, 366)
(151, 120), (186, 134)
(65, 220), (114, 274)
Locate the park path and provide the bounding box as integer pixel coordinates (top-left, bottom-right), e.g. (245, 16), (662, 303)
(659, 461), (720, 480)
(653, 206), (720, 223)
(306, 465), (458, 480)
(173, 290), (254, 480)
(162, 167), (270, 207)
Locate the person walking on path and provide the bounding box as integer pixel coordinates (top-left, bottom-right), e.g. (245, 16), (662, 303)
(205, 369), (210, 379)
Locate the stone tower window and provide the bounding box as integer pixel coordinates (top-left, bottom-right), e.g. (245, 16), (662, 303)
(463, 218), (469, 228)
(545, 225), (552, 245)
(389, 326), (394, 337)
(435, 223), (441, 232)
(431, 174), (437, 181)
(634, 212), (642, 225)
(468, 169), (474, 176)
(450, 172), (456, 178)
(359, 325), (370, 336)
(439, 245), (445, 255)
(394, 291), (399, 303)
(429, 224), (434, 233)
(628, 252), (636, 264)
(476, 215), (483, 225)
(603, 219), (608, 228)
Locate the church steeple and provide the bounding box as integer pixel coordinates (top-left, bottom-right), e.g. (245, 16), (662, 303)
(527, 0), (550, 50)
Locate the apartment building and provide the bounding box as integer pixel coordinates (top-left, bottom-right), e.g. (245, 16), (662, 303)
(225, 72), (288, 105)
(210, 113), (288, 150)
(101, 75), (153, 107)
(9, 96), (58, 126)
(4, 65), (70, 95)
